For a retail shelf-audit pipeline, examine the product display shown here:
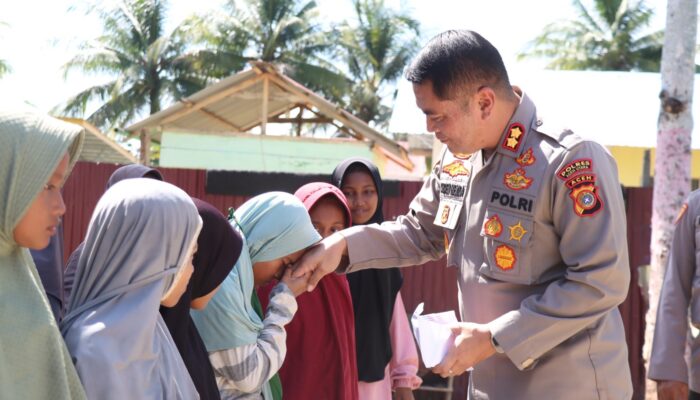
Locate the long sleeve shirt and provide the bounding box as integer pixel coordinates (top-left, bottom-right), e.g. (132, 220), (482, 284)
(208, 283), (296, 400)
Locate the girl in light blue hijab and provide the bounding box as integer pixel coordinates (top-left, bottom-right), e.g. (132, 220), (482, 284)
(192, 192), (321, 400)
(61, 178), (203, 400)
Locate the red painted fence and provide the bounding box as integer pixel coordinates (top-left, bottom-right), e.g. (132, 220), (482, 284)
(61, 162), (651, 400)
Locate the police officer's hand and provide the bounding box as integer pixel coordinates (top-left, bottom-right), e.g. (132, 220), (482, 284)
(432, 322), (496, 378)
(292, 232), (348, 292)
(656, 380), (688, 400)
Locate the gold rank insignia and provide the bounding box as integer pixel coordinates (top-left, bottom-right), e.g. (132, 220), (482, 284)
(442, 160), (470, 177)
(508, 221), (527, 242)
(494, 245), (516, 270)
(503, 168), (533, 191)
(501, 122), (525, 152)
(483, 214), (503, 237)
(441, 204), (450, 224)
(516, 148), (536, 167)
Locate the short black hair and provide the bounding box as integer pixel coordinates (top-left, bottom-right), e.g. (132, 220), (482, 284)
(405, 30), (512, 100)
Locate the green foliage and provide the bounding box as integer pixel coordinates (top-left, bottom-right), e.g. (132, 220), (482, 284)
(520, 0), (663, 72)
(61, 0), (211, 129)
(200, 0), (351, 101)
(338, 0), (420, 127)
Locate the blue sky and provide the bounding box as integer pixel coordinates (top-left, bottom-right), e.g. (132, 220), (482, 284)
(0, 0), (667, 115)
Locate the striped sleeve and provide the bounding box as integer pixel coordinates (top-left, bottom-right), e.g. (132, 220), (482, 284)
(209, 283), (297, 395)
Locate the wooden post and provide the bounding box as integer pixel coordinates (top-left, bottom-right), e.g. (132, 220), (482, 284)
(139, 129), (151, 165)
(261, 77), (269, 135)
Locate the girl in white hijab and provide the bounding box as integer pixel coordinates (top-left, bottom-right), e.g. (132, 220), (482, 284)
(61, 178), (203, 399)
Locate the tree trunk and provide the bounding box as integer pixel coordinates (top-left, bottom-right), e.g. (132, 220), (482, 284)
(645, 0), (697, 398)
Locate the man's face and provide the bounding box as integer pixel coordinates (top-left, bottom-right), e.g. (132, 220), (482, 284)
(413, 80), (484, 155)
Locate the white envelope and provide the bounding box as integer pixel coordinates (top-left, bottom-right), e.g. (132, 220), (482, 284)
(411, 302), (458, 368)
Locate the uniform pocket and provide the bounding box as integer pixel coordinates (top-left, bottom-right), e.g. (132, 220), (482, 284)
(478, 208), (534, 284)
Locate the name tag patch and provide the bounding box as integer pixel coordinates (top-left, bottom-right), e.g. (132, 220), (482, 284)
(490, 190), (534, 214)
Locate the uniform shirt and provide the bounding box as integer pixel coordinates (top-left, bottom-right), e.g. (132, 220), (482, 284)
(208, 283), (296, 400)
(340, 90), (633, 399)
(649, 190), (700, 392)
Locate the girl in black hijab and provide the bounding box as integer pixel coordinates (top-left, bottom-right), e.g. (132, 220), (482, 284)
(160, 198), (244, 400)
(331, 158), (421, 399)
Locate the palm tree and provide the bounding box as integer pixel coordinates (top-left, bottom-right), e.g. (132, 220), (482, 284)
(203, 0), (349, 101)
(519, 0), (663, 72)
(61, 0), (209, 129)
(0, 22), (11, 78)
(339, 0), (420, 126)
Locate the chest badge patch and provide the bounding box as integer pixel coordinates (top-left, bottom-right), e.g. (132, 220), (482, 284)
(516, 148), (536, 167)
(504, 168), (533, 191)
(483, 214), (503, 237)
(508, 221), (528, 242)
(501, 123), (525, 152)
(441, 204), (451, 224)
(442, 160), (470, 177)
(494, 245), (517, 270)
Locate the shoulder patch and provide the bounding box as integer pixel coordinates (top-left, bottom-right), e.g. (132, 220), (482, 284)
(557, 159), (593, 180)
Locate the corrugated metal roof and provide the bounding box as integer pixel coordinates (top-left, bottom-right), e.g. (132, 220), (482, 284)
(60, 118), (137, 164)
(126, 61), (413, 170)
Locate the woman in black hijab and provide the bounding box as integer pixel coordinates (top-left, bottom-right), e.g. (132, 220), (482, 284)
(160, 198), (243, 400)
(63, 164), (164, 308)
(331, 158), (421, 399)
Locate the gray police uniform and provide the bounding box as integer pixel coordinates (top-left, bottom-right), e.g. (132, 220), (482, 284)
(649, 190), (700, 392)
(340, 91), (633, 399)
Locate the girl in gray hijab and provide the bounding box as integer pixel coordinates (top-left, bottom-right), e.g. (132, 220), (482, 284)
(61, 178), (203, 400)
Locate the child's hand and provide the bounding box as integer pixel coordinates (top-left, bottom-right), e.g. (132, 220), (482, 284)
(280, 266), (310, 297)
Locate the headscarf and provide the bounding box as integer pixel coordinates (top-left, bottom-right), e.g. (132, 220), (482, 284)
(331, 157), (404, 382)
(258, 183), (359, 400)
(0, 111), (86, 399)
(192, 192), (321, 399)
(30, 223), (65, 322)
(63, 163), (164, 305)
(60, 179), (202, 400)
(160, 198), (244, 400)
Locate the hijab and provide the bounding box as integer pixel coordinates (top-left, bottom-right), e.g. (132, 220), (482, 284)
(258, 183), (359, 400)
(331, 157), (404, 382)
(63, 163), (164, 305)
(0, 111), (86, 399)
(192, 192), (321, 399)
(61, 178), (202, 400)
(160, 198), (244, 400)
(30, 223), (65, 322)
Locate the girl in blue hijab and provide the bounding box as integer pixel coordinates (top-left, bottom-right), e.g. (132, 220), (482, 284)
(192, 192), (321, 400)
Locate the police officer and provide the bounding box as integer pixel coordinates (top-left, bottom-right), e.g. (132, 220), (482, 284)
(649, 190), (700, 400)
(293, 30), (632, 399)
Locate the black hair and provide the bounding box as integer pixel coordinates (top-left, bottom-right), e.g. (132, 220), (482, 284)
(405, 30), (512, 100)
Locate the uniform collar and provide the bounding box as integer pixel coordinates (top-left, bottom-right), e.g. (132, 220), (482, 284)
(495, 87), (538, 159)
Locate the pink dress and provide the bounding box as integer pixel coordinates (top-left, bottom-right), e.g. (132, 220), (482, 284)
(357, 293), (422, 399)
